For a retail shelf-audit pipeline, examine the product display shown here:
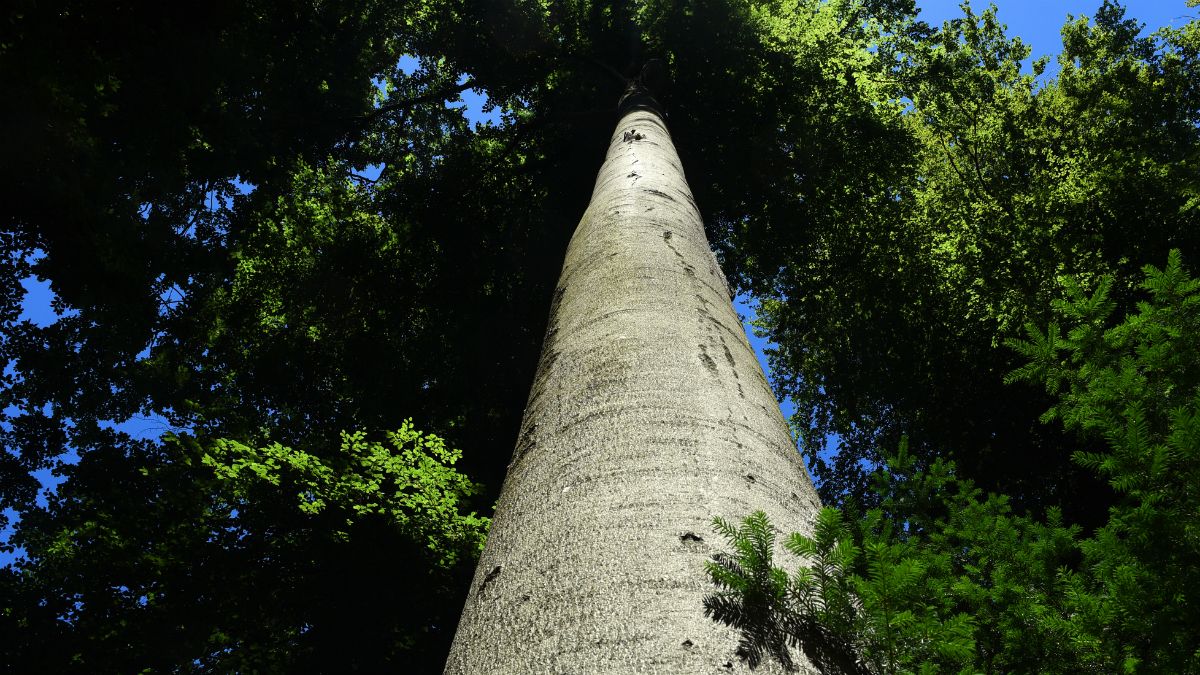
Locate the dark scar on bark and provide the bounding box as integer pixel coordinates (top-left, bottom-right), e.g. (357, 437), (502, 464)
(477, 565), (501, 596)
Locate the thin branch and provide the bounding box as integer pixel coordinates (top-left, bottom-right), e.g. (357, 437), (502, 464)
(348, 172), (381, 184)
(361, 79), (479, 122)
(571, 53), (631, 87)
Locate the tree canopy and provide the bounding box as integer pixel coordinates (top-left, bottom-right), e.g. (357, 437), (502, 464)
(2, 0), (1197, 671)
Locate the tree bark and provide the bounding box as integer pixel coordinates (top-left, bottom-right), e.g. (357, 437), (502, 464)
(444, 93), (822, 673)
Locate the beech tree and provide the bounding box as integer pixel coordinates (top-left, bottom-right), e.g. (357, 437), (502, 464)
(0, 0), (939, 671)
(444, 74), (822, 673)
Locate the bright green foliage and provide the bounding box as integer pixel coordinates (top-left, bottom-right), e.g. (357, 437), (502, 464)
(710, 251), (1200, 672)
(2, 422), (487, 672)
(756, 1), (1200, 514)
(194, 420), (489, 567)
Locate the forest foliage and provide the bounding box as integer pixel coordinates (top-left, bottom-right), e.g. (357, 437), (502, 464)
(708, 1), (1199, 671)
(1, 0), (1197, 671)
(708, 252), (1200, 673)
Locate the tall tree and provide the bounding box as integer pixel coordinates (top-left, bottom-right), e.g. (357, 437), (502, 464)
(444, 71), (822, 673)
(2, 0), (923, 669)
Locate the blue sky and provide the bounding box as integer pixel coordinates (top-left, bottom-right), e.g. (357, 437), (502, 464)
(917, 0), (1193, 71)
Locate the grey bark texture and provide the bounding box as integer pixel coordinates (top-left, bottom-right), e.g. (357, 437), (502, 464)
(444, 99), (822, 674)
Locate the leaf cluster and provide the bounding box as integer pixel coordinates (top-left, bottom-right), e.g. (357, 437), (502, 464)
(2, 422), (488, 673)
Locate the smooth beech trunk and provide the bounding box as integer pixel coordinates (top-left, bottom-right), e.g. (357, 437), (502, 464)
(445, 94), (822, 673)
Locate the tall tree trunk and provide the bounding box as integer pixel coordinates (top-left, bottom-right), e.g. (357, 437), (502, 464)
(445, 89), (822, 673)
